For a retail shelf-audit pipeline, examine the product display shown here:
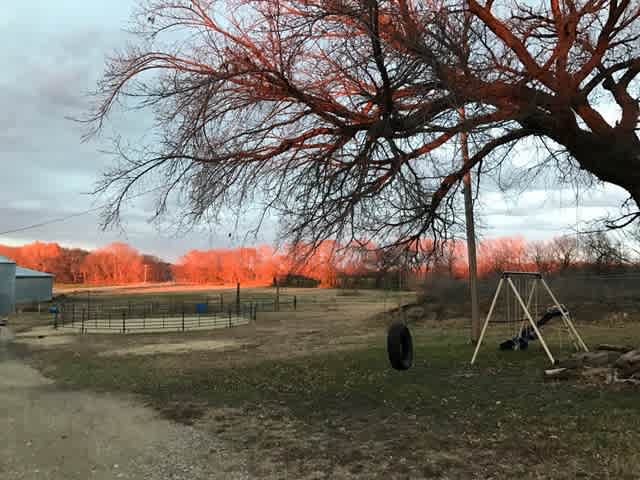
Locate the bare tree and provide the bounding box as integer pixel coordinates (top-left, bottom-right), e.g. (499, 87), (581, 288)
(85, 0), (640, 252)
(623, 224), (640, 260)
(527, 240), (555, 273)
(581, 231), (629, 270)
(551, 235), (579, 271)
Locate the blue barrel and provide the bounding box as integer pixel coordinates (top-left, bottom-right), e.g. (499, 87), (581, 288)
(195, 303), (207, 314)
(49, 306), (59, 314)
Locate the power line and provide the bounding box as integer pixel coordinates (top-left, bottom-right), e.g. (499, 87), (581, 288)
(0, 186), (166, 237)
(0, 207), (105, 236)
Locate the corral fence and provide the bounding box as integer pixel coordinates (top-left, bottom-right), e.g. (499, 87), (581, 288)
(54, 294), (298, 334)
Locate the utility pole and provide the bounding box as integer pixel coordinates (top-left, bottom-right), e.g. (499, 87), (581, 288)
(458, 6), (480, 344)
(460, 108), (480, 344)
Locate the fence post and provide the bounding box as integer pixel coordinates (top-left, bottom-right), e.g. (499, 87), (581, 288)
(81, 316), (85, 335)
(294, 296), (297, 311)
(228, 307), (232, 328)
(122, 312), (126, 334)
(236, 282), (240, 314)
(108, 312), (111, 329)
(275, 278), (280, 312)
(220, 294), (223, 310)
(182, 307), (185, 332)
(71, 303), (75, 327)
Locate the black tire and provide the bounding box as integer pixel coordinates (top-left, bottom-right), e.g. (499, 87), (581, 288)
(387, 323), (413, 370)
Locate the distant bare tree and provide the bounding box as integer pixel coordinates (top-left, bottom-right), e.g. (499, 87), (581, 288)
(581, 231), (629, 270)
(85, 0), (640, 252)
(527, 240), (555, 273)
(551, 235), (579, 271)
(625, 225), (640, 261)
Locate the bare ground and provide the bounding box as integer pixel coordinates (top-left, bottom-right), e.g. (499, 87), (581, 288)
(0, 332), (250, 480)
(3, 293), (416, 480)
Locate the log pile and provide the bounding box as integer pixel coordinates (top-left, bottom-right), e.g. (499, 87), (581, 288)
(544, 345), (640, 385)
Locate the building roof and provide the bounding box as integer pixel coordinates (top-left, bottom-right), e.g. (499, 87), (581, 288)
(0, 255), (16, 264)
(15, 266), (54, 278)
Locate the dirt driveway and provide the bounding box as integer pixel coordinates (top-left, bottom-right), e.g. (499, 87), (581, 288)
(0, 329), (248, 480)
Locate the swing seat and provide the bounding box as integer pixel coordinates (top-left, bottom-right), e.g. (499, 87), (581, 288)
(499, 306), (567, 351)
(499, 337), (529, 351)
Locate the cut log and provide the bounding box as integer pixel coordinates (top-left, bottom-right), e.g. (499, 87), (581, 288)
(556, 357), (585, 369)
(544, 368), (577, 381)
(581, 367), (612, 377)
(614, 376), (640, 385)
(614, 350), (640, 369)
(597, 344), (635, 354)
(617, 362), (640, 379)
(580, 367), (613, 383)
(582, 351), (621, 367)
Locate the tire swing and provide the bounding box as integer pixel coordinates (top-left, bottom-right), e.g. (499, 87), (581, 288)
(387, 322), (414, 370)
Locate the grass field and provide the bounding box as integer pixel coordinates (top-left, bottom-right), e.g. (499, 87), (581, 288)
(11, 287), (640, 479)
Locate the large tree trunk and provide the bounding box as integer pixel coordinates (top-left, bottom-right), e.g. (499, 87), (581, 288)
(522, 113), (640, 208)
(571, 133), (640, 206)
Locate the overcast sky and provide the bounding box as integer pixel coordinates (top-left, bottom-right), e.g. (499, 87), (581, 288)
(0, 1), (631, 262)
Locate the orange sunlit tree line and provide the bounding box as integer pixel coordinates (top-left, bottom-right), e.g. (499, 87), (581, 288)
(0, 233), (633, 287)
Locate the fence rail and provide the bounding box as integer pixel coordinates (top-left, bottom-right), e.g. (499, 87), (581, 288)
(58, 311), (251, 334)
(56, 299), (260, 334)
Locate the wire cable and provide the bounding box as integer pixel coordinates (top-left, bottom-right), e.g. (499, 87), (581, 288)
(0, 186), (166, 236)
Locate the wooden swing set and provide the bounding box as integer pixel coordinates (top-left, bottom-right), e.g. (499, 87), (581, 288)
(470, 271), (589, 365)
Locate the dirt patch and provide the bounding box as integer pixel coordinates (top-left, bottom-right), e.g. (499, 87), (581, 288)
(10, 325), (77, 347)
(99, 339), (254, 357)
(14, 335), (77, 347)
(0, 354), (249, 480)
(14, 325), (73, 338)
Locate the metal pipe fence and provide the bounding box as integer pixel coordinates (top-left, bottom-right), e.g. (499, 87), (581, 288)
(57, 299), (264, 334)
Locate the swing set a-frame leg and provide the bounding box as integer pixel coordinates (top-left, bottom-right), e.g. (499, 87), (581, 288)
(470, 278), (503, 365)
(540, 279), (589, 352)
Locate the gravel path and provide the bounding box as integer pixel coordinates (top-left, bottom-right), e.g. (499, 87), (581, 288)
(0, 328), (249, 480)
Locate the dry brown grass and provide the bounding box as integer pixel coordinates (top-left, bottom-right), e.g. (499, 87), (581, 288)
(14, 285), (640, 479)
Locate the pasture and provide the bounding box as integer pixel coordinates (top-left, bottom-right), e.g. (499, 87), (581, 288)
(10, 285), (640, 479)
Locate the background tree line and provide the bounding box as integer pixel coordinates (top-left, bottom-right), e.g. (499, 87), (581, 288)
(1, 231), (639, 287)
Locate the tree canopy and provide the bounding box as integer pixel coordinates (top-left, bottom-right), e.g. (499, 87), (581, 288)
(87, 0), (640, 252)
